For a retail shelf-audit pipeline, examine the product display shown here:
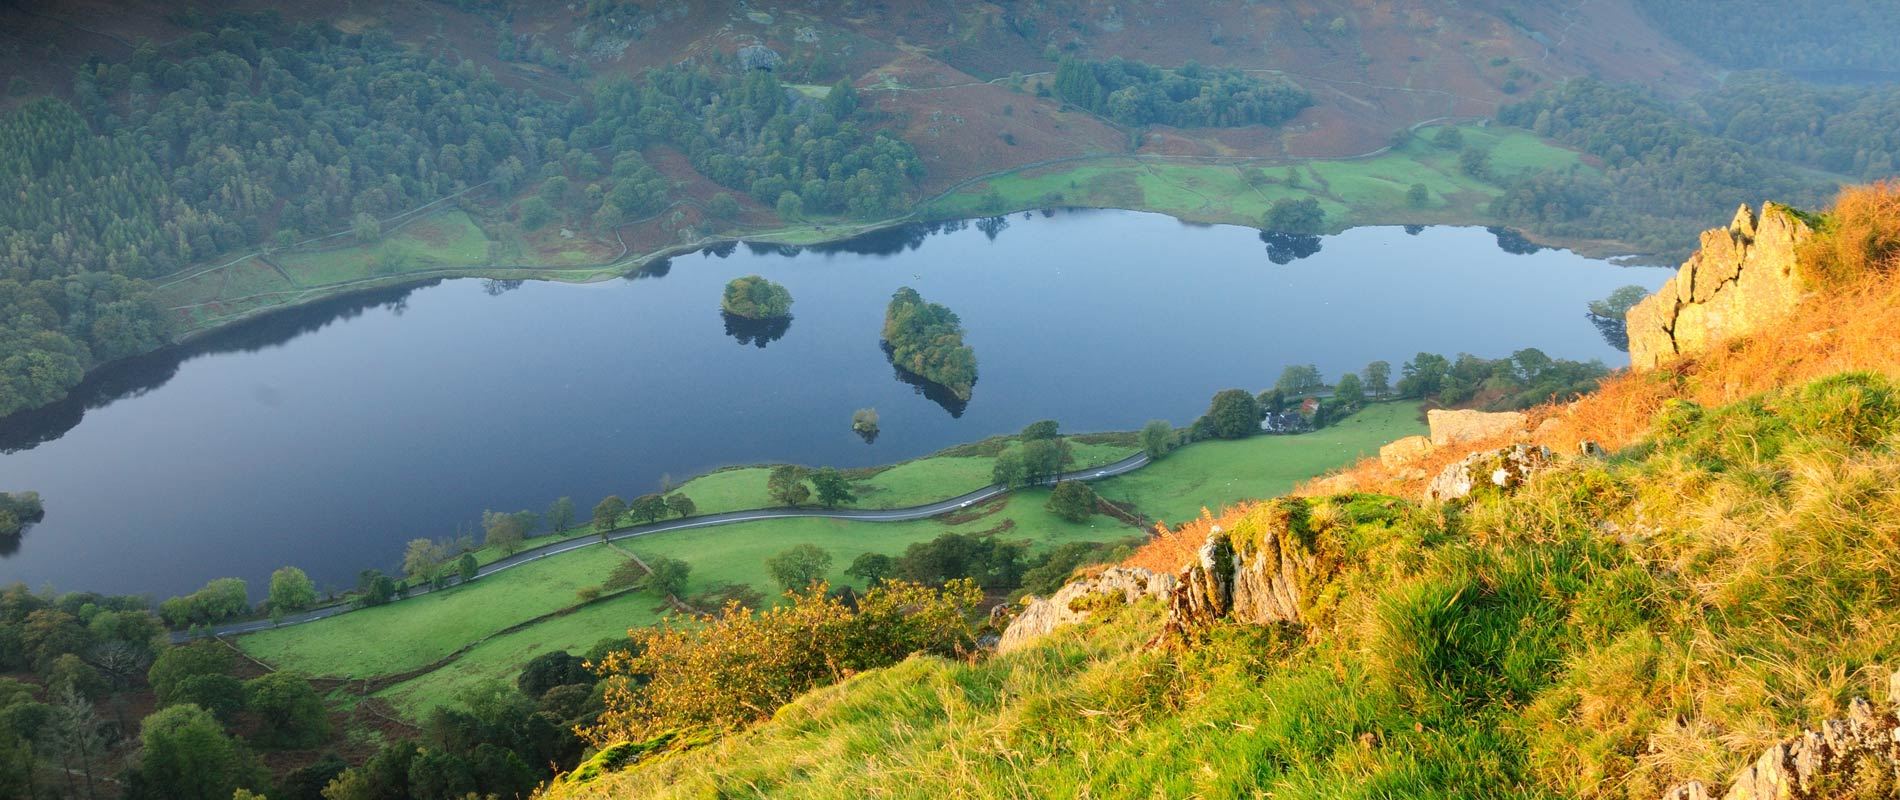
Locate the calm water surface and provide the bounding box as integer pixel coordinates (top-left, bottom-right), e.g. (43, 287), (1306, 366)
(0, 211), (1669, 597)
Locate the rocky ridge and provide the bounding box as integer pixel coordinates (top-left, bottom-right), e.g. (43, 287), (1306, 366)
(1627, 203), (1812, 369)
(1661, 672), (1900, 800)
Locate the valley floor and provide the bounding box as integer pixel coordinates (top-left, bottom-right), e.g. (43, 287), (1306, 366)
(235, 403), (1423, 723)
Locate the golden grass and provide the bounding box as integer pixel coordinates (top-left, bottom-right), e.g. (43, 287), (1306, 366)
(1121, 183), (1900, 577)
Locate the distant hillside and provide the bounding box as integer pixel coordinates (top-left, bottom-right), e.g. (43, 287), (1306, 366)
(541, 185), (1900, 797)
(1634, 0), (1900, 73)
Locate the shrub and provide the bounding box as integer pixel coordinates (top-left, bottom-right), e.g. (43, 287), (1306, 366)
(1798, 181), (1900, 288)
(584, 579), (982, 743)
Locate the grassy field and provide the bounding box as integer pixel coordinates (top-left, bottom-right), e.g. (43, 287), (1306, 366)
(671, 438), (1135, 515)
(247, 406), (1418, 718)
(238, 544), (630, 679)
(1093, 401), (1424, 525)
(923, 123), (1588, 231)
(272, 211), (492, 285)
(375, 591), (666, 716)
(371, 490), (1124, 714)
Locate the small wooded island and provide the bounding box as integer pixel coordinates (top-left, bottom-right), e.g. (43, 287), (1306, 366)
(882, 287), (978, 401)
(720, 275), (794, 319)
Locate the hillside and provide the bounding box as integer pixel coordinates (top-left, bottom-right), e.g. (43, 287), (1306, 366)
(540, 187), (1900, 798)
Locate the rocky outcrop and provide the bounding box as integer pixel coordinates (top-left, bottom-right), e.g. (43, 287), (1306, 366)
(1164, 501), (1332, 637)
(1379, 435), (1435, 468)
(1427, 409), (1528, 447)
(1628, 203), (1812, 370)
(1423, 444), (1554, 502)
(1660, 671), (1900, 800)
(997, 567), (1175, 653)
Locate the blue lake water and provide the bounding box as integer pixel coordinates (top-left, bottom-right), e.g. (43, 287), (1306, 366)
(0, 210), (1670, 597)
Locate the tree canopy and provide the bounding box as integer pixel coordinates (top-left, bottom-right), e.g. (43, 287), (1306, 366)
(1053, 58), (1311, 128)
(720, 275), (794, 319)
(882, 287), (978, 401)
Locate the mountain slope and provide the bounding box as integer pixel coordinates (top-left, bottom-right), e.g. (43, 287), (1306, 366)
(541, 186), (1900, 798)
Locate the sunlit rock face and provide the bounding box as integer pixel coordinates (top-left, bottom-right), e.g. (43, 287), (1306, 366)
(1628, 203), (1811, 370)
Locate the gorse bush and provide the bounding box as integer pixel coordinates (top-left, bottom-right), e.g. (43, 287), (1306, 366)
(582, 579), (983, 745)
(550, 372), (1900, 798)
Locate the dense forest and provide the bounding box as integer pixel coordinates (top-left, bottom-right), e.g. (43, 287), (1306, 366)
(1494, 71), (1900, 259)
(586, 63), (922, 217)
(882, 287), (978, 402)
(1634, 0), (1900, 72)
(0, 13), (573, 416)
(1494, 79), (1824, 259)
(1695, 72), (1900, 179)
(1052, 58), (1310, 128)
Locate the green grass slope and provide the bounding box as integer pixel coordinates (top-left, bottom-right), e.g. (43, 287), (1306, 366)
(243, 412), (1411, 719)
(548, 372), (1900, 799)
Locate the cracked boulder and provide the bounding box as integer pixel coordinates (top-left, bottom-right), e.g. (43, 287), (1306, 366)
(1628, 203), (1811, 370)
(1163, 500), (1338, 637)
(997, 567), (1176, 653)
(1423, 444), (1554, 502)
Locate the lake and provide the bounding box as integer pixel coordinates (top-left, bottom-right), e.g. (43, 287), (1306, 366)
(0, 210), (1670, 598)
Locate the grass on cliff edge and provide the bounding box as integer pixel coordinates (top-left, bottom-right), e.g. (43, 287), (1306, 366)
(547, 372), (1900, 799)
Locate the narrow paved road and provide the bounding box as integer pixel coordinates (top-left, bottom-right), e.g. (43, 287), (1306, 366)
(185, 452), (1152, 641)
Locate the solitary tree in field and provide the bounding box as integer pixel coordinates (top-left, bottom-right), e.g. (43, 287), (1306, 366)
(1204, 389), (1261, 439)
(482, 510), (527, 555)
(766, 544), (833, 593)
(593, 496), (628, 541)
(402, 539), (444, 583)
(547, 496), (575, 533)
(1140, 420), (1176, 459)
(1046, 481), (1097, 523)
(1335, 372), (1366, 407)
(811, 468), (856, 509)
(646, 556), (692, 599)
(767, 466), (811, 507)
(267, 567), (317, 614)
(1364, 361), (1392, 399)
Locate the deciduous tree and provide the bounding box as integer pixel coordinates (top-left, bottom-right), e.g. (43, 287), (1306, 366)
(1140, 420), (1176, 459)
(267, 567), (317, 614)
(811, 468), (856, 509)
(766, 545), (833, 593)
(593, 496), (628, 539)
(1046, 481), (1098, 523)
(767, 466), (811, 507)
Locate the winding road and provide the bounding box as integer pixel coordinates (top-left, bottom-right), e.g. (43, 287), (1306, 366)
(184, 451), (1152, 641)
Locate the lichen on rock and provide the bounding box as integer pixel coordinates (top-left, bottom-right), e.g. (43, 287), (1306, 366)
(997, 567), (1176, 653)
(1160, 499), (1345, 638)
(1423, 444), (1554, 502)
